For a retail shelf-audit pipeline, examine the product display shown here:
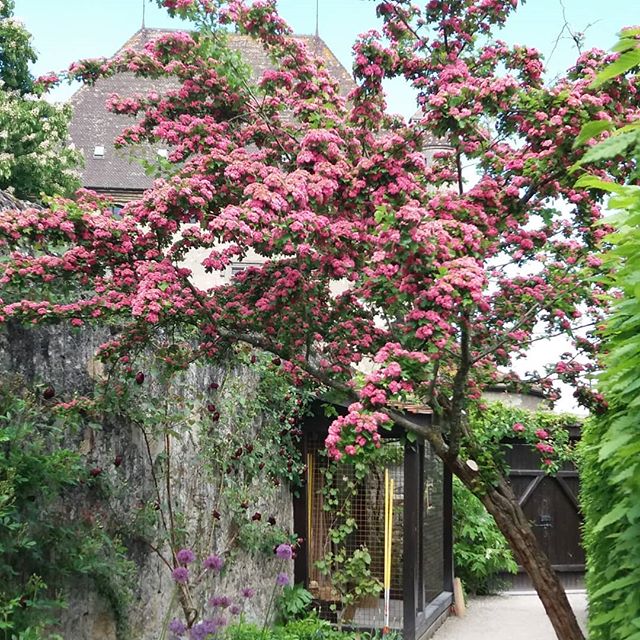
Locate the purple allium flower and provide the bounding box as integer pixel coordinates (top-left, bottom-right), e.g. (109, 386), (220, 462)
(275, 543), (293, 560)
(202, 619), (218, 634)
(168, 618), (187, 637)
(176, 548), (196, 565)
(172, 566), (190, 584)
(213, 614), (227, 629)
(276, 572), (290, 587)
(189, 622), (208, 640)
(203, 554), (224, 572)
(209, 595), (232, 609)
(241, 587), (255, 599)
(230, 604), (242, 616)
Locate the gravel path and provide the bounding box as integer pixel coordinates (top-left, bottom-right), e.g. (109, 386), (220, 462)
(431, 592), (587, 640)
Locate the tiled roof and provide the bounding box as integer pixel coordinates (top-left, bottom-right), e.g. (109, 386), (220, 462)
(69, 28), (356, 198)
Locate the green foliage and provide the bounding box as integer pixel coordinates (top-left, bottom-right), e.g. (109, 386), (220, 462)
(576, 31), (640, 640)
(0, 1), (80, 200)
(0, 378), (134, 639)
(462, 401), (578, 484)
(0, 0), (36, 94)
(275, 584), (314, 624)
(452, 477), (517, 594)
(315, 547), (381, 610)
(226, 617), (397, 640)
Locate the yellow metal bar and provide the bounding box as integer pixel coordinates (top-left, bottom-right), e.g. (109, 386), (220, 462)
(307, 452), (313, 576)
(384, 469), (391, 589)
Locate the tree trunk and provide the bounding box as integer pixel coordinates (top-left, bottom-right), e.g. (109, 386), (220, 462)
(451, 459), (585, 640)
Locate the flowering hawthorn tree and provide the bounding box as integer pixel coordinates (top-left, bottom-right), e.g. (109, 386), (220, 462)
(1, 1), (639, 637)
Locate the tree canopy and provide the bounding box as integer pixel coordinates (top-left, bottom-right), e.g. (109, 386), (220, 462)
(0, 0), (80, 200)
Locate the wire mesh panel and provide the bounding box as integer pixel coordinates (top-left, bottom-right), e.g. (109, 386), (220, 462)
(305, 437), (404, 630)
(423, 442), (445, 603)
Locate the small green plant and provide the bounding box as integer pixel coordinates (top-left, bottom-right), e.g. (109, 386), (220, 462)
(315, 546), (381, 613)
(452, 477), (517, 594)
(275, 584), (314, 623)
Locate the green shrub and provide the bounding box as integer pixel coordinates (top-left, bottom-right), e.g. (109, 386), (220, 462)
(226, 617), (399, 640)
(0, 378), (134, 639)
(573, 28), (640, 640)
(453, 477), (517, 594)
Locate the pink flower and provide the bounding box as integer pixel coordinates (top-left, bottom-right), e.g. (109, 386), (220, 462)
(512, 422), (525, 433)
(535, 442), (554, 454)
(535, 429), (549, 440)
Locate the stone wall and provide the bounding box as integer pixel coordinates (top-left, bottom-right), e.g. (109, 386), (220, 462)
(0, 323), (294, 640)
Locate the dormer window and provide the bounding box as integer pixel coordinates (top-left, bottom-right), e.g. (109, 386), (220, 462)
(93, 145), (105, 158)
(157, 148), (168, 158)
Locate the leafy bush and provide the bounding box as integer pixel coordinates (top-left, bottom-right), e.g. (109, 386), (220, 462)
(226, 617), (399, 640)
(0, 378), (133, 639)
(453, 477), (517, 594)
(574, 27), (640, 640)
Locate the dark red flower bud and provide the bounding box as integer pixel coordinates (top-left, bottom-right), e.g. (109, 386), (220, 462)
(271, 357), (281, 366)
(250, 354), (257, 364)
(135, 371), (145, 385)
(209, 382), (219, 390)
(43, 386), (55, 400)
(212, 509), (221, 520)
(90, 467), (102, 477)
(258, 462), (265, 470)
(234, 447), (243, 458)
(244, 444), (254, 454)
(267, 516), (276, 526)
(207, 403), (217, 413)
(114, 455), (123, 467)
(213, 412), (220, 421)
(251, 512), (262, 521)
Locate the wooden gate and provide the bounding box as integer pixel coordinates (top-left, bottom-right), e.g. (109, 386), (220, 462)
(503, 426), (584, 590)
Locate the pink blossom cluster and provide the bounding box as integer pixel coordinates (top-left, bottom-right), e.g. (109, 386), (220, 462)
(325, 403), (389, 461)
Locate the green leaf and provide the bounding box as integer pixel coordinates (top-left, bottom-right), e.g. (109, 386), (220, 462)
(574, 120), (614, 148)
(579, 130), (639, 165)
(575, 174), (626, 193)
(591, 574), (640, 598)
(593, 503), (628, 533)
(592, 48), (640, 87)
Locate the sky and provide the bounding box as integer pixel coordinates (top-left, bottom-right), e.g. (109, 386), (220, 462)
(13, 0), (636, 116)
(12, 0), (634, 412)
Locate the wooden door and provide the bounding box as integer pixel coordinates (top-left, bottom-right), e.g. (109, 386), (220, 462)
(504, 438), (584, 588)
